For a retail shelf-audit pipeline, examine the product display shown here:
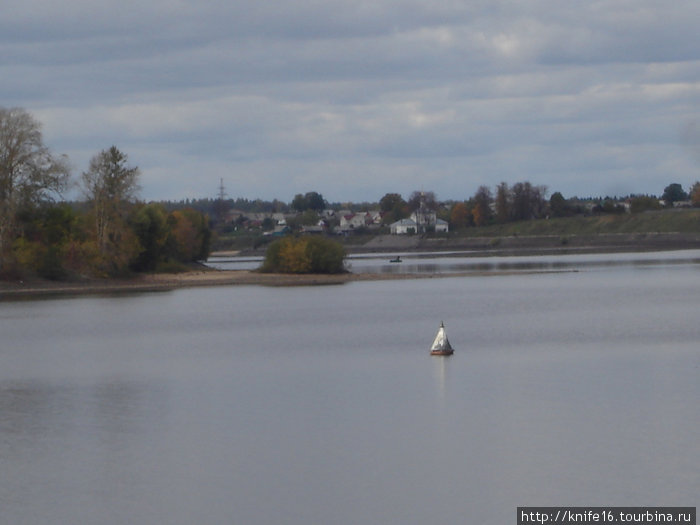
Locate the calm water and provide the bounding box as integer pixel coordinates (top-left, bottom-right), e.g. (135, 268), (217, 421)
(1, 252), (699, 524)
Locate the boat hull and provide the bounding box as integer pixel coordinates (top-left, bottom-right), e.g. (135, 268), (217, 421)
(430, 349), (454, 356)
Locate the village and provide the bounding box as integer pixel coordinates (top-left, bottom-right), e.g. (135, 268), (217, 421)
(224, 204), (450, 236)
(217, 186), (696, 239)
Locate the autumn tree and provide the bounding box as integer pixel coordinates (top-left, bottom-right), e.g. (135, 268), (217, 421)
(129, 203), (169, 271)
(260, 236), (346, 274)
(81, 146), (141, 274)
(471, 186), (492, 226)
(494, 182), (510, 223)
(11, 204), (85, 280)
(690, 182), (700, 207)
(449, 202), (471, 229)
(0, 107), (71, 273)
(167, 208), (212, 263)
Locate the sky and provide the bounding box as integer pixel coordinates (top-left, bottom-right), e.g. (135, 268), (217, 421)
(3, 1), (700, 204)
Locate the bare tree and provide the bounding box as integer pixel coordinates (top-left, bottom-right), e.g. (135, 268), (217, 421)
(510, 181), (548, 221)
(407, 190), (438, 212)
(0, 107), (70, 269)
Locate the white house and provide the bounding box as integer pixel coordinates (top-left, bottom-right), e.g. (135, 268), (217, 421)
(389, 191), (449, 234)
(390, 214), (449, 234)
(390, 218), (418, 234)
(340, 212), (373, 231)
(434, 218), (449, 233)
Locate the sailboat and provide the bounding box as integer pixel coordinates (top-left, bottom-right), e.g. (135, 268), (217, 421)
(429, 321), (454, 356)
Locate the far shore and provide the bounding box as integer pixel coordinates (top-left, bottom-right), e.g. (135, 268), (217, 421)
(3, 233), (700, 299)
(0, 268), (449, 299)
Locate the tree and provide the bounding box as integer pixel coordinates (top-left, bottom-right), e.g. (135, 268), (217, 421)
(299, 209), (320, 226)
(260, 236), (346, 274)
(81, 146), (141, 275)
(379, 193), (407, 224)
(449, 202), (471, 229)
(167, 208), (212, 263)
(291, 193), (306, 212)
(81, 146), (140, 252)
(379, 193), (402, 213)
(407, 190), (437, 212)
(510, 181), (547, 221)
(690, 182), (700, 207)
(11, 203), (81, 280)
(305, 191), (325, 212)
(129, 203), (169, 271)
(291, 191), (326, 212)
(661, 183), (688, 206)
(494, 182), (510, 223)
(549, 192), (570, 217)
(629, 195), (661, 213)
(0, 107), (70, 271)
(471, 186), (492, 226)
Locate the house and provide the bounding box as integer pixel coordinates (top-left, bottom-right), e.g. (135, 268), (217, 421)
(301, 225), (325, 234)
(389, 191), (449, 234)
(340, 212), (372, 232)
(390, 218), (418, 235)
(389, 214), (449, 234)
(263, 225), (291, 237)
(434, 218), (449, 233)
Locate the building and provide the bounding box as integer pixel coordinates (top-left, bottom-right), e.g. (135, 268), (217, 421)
(339, 211), (382, 232)
(390, 218), (418, 235)
(390, 192), (449, 234)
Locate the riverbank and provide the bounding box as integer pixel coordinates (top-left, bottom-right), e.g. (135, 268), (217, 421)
(4, 231), (700, 299)
(0, 268), (435, 299)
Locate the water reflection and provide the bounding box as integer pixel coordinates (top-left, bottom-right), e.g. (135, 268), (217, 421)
(208, 249), (700, 276)
(348, 249), (700, 275)
(431, 355), (448, 405)
(2, 258), (699, 525)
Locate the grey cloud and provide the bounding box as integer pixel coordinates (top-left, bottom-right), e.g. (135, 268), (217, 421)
(2, 0), (700, 202)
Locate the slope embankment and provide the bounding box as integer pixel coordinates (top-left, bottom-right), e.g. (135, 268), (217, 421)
(359, 232), (700, 255)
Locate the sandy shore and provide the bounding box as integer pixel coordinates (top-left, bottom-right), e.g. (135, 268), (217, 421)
(0, 269), (437, 299)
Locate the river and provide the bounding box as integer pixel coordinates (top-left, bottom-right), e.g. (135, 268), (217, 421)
(1, 250), (698, 524)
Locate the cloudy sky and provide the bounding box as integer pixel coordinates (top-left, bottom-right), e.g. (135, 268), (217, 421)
(3, 1), (700, 203)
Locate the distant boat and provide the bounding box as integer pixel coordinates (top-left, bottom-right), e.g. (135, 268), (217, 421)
(389, 256), (402, 263)
(430, 321), (454, 356)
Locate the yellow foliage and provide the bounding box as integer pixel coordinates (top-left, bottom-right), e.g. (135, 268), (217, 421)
(12, 238), (45, 270)
(472, 203), (488, 227)
(278, 238), (311, 273)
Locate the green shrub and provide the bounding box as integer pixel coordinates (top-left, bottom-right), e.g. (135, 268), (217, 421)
(260, 236), (346, 274)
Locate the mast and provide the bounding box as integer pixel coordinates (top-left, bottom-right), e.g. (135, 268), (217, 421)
(214, 178), (229, 225)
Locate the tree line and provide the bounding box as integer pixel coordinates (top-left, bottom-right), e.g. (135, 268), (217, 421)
(1, 107), (211, 280)
(209, 183), (700, 236)
(4, 106), (700, 279)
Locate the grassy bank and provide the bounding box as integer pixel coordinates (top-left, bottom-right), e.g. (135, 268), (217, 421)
(218, 209), (700, 254)
(456, 209), (700, 237)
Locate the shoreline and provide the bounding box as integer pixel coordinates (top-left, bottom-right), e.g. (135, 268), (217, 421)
(2, 238), (699, 299)
(0, 269), (449, 299)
